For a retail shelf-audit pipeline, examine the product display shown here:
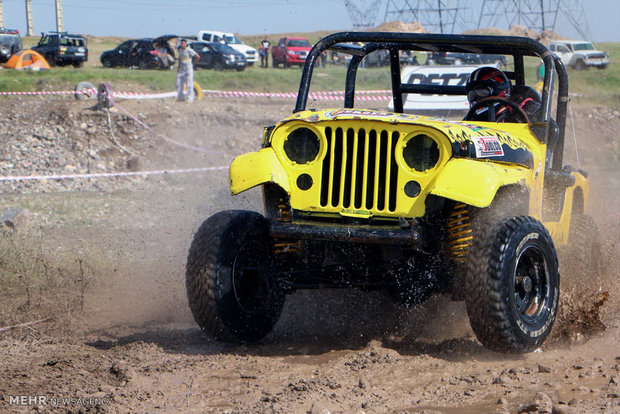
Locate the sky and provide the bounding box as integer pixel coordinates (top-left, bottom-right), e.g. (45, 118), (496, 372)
(1, 0), (617, 43)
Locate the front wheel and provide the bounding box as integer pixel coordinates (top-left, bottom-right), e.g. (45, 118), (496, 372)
(186, 210), (285, 343)
(575, 60), (586, 70)
(465, 216), (559, 353)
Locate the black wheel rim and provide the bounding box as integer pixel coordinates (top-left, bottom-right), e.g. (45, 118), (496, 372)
(513, 245), (550, 324)
(231, 241), (273, 314)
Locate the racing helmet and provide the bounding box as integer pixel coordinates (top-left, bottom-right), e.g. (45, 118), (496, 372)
(465, 66), (511, 104)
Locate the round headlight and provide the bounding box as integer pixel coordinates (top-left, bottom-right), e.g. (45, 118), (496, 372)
(283, 127), (320, 164)
(403, 134), (439, 172)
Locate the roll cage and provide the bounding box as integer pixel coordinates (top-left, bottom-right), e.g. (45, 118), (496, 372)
(295, 32), (569, 171)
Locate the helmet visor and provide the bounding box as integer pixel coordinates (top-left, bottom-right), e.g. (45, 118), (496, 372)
(467, 86), (493, 102)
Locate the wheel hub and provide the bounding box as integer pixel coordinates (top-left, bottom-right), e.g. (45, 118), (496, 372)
(520, 276), (533, 293)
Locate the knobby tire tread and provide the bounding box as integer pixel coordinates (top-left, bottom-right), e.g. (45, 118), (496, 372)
(466, 216), (557, 352)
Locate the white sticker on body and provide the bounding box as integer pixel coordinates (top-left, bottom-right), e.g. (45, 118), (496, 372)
(471, 136), (504, 157)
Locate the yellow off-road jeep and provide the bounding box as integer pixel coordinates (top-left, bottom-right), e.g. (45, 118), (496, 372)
(186, 32), (598, 353)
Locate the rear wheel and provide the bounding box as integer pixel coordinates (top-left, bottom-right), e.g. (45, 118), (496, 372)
(72, 61), (83, 68)
(186, 210), (285, 343)
(465, 216), (559, 353)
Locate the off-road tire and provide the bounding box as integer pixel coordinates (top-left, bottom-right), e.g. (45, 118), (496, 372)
(567, 213), (602, 278)
(465, 216), (559, 353)
(102, 58), (112, 68)
(575, 60), (586, 71)
(186, 210), (284, 343)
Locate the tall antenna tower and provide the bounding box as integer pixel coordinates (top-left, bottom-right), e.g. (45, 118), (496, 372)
(478, 0), (591, 40)
(344, 0), (383, 29)
(383, 0), (469, 34)
(558, 0), (591, 40)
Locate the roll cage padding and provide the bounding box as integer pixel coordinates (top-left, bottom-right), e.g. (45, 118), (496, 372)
(295, 32), (569, 171)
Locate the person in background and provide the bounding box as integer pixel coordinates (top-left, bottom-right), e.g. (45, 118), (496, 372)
(155, 42), (173, 68)
(260, 36), (271, 68)
(176, 39), (199, 102)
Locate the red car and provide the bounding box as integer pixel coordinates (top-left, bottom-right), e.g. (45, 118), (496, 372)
(271, 37), (311, 68)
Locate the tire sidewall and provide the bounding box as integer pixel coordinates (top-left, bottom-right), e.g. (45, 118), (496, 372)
(200, 211), (283, 341)
(498, 222), (559, 345)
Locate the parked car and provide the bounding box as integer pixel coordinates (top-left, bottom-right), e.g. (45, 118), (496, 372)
(272, 37), (312, 68)
(428, 51), (507, 68)
(197, 31), (257, 65)
(31, 31), (87, 67)
(189, 41), (246, 71)
(549, 40), (609, 70)
(100, 35), (176, 70)
(0, 28), (22, 63)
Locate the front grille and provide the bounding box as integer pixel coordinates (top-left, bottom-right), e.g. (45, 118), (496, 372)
(320, 127), (399, 213)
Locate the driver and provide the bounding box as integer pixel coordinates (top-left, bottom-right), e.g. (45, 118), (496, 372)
(464, 66), (513, 122)
(465, 66), (542, 123)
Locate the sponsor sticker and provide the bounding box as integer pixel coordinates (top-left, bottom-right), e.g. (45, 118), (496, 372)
(471, 136), (504, 157)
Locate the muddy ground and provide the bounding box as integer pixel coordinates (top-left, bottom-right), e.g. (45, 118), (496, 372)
(0, 95), (618, 414)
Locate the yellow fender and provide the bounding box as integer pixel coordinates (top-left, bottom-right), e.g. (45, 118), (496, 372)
(230, 148), (290, 195)
(430, 158), (530, 208)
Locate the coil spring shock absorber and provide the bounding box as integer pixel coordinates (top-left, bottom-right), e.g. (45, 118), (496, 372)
(274, 203), (297, 254)
(446, 203), (473, 262)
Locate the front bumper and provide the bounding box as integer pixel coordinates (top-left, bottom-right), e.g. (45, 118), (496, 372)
(271, 219), (422, 246)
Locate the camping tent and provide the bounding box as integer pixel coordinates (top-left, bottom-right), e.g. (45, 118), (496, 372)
(5, 49), (50, 70)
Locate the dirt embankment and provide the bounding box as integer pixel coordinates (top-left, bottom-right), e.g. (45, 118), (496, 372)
(0, 96), (618, 413)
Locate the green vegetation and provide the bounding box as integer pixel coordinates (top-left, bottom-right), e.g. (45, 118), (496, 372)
(0, 35), (616, 107)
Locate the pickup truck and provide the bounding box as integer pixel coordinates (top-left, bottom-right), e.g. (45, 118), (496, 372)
(549, 40), (609, 70)
(271, 37), (311, 68)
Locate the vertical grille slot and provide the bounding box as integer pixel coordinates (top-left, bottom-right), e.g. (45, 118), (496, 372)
(354, 129), (366, 209)
(377, 131), (389, 211)
(320, 127), (332, 207)
(330, 128), (344, 207)
(318, 126), (399, 214)
(342, 128), (355, 208)
(365, 130), (377, 210)
(389, 131), (399, 212)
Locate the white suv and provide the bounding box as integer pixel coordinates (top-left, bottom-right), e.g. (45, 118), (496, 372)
(549, 40), (609, 70)
(197, 31), (257, 65)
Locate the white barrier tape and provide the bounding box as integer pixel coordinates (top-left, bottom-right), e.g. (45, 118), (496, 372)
(0, 166), (228, 183)
(111, 91), (177, 100)
(202, 90), (390, 101)
(0, 87), (97, 97)
(0, 87), (391, 101)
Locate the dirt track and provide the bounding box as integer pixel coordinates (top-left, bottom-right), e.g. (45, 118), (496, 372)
(0, 96), (618, 413)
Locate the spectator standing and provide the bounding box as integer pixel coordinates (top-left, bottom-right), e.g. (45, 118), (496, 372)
(176, 39), (199, 102)
(260, 36), (271, 68)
